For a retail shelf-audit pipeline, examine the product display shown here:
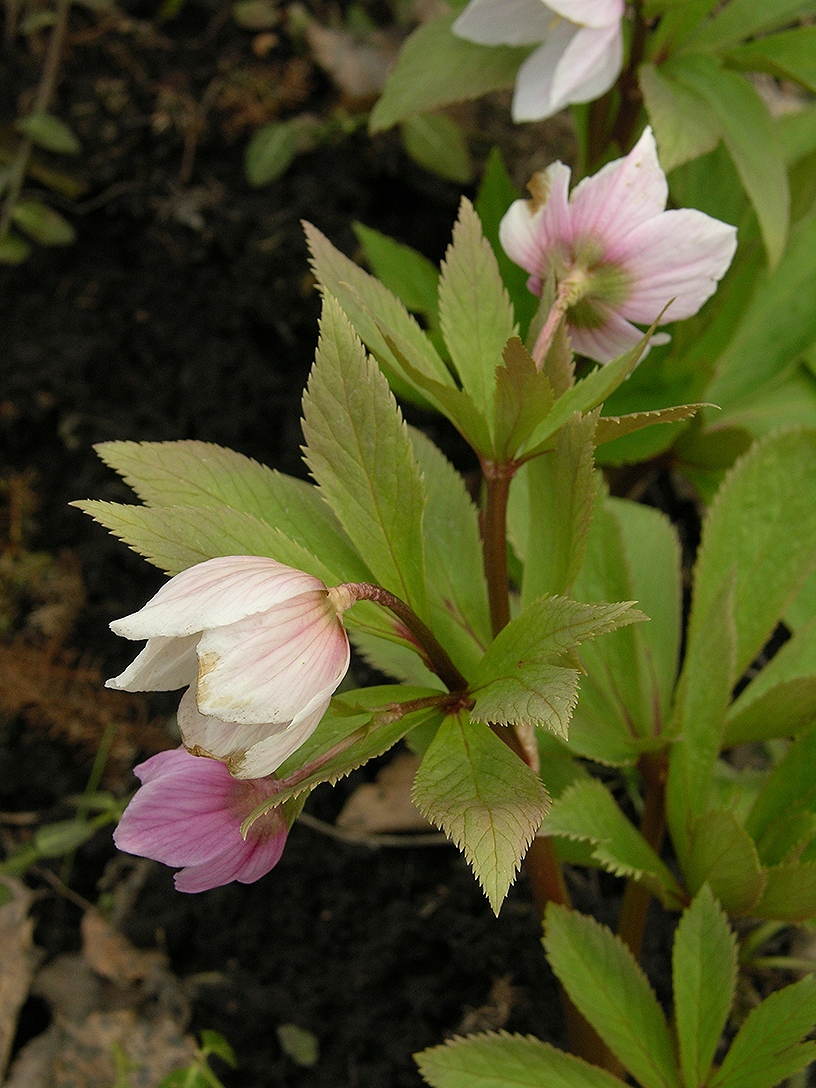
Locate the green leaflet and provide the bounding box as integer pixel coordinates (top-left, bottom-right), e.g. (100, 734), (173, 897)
(727, 25), (816, 93)
(679, 0), (816, 53)
(352, 222), (440, 337)
(685, 811), (766, 915)
(401, 113), (473, 185)
(302, 294), (429, 620)
(412, 711), (550, 914)
(638, 63), (721, 173)
(493, 338), (554, 461)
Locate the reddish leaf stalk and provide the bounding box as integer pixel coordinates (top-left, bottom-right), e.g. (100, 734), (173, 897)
(616, 751), (668, 960)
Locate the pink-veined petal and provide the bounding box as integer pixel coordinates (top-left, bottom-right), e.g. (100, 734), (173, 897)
(194, 592), (350, 725)
(614, 209), (738, 324)
(499, 162), (572, 274)
(173, 821), (286, 892)
(569, 127), (667, 249)
(110, 556), (326, 641)
(568, 306), (644, 363)
(547, 0), (623, 27)
(176, 687), (284, 760)
(106, 634), (199, 692)
(453, 0), (557, 45)
(548, 21), (622, 113)
(231, 692), (333, 778)
(510, 21), (577, 121)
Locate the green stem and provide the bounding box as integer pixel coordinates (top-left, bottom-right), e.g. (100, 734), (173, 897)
(617, 751), (667, 959)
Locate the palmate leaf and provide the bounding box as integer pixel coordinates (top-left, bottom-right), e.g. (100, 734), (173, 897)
(544, 905), (681, 1088)
(672, 887), (737, 1088)
(412, 711), (550, 914)
(709, 974), (816, 1088)
(415, 1033), (627, 1088)
(302, 293), (429, 619)
(542, 779), (686, 908)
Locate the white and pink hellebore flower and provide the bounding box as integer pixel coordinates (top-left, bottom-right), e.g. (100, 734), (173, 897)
(114, 748), (287, 892)
(108, 555), (354, 779)
(499, 126), (738, 363)
(453, 0), (624, 122)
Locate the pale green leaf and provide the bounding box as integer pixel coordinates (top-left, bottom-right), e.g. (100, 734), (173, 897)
(685, 811), (766, 915)
(542, 779), (686, 907)
(352, 223), (440, 330)
(302, 293), (428, 618)
(638, 63), (721, 172)
(752, 861), (816, 922)
(438, 198), (517, 421)
(369, 14), (530, 132)
(745, 725), (816, 846)
(727, 26), (816, 93)
(15, 111), (80, 153)
(350, 629), (442, 687)
(493, 337), (555, 460)
(245, 121), (298, 185)
(412, 711), (550, 913)
(672, 887), (737, 1088)
(470, 660), (581, 739)
(710, 974), (816, 1088)
(401, 113), (473, 184)
(725, 669), (816, 745)
(10, 199), (75, 245)
(199, 1029), (236, 1066)
(415, 1033), (628, 1088)
(681, 0), (816, 53)
(544, 905), (681, 1088)
(0, 231), (31, 264)
(594, 404), (702, 448)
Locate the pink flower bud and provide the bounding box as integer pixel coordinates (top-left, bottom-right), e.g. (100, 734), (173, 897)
(114, 748), (287, 892)
(499, 127), (738, 363)
(107, 556), (352, 778)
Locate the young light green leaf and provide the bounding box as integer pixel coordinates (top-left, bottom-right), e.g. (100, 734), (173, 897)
(302, 293), (428, 618)
(666, 55), (788, 266)
(412, 711), (550, 914)
(726, 26), (816, 93)
(672, 887), (737, 1088)
(470, 660), (582, 739)
(685, 811), (766, 915)
(752, 861), (816, 921)
(725, 673), (816, 745)
(438, 198), (517, 421)
(544, 905), (681, 1088)
(415, 1033), (628, 1088)
(745, 725), (816, 847)
(401, 113), (473, 184)
(352, 223), (440, 332)
(638, 62), (721, 172)
(0, 230), (31, 264)
(10, 199), (75, 245)
(198, 1030), (236, 1067)
(687, 428), (816, 682)
(369, 14), (530, 132)
(15, 111), (80, 153)
(594, 404), (701, 448)
(680, 0), (816, 53)
(709, 974), (816, 1088)
(245, 120), (299, 185)
(542, 779), (686, 908)
(493, 337), (555, 459)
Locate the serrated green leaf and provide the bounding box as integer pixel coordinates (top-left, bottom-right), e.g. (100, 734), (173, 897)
(470, 659), (581, 739)
(412, 711), (550, 913)
(672, 887), (737, 1088)
(710, 974), (816, 1088)
(542, 779), (685, 907)
(520, 410), (597, 606)
(666, 55), (788, 266)
(10, 199), (75, 245)
(438, 198), (517, 422)
(745, 725), (816, 848)
(707, 208), (816, 410)
(352, 222), (440, 331)
(680, 0), (816, 53)
(409, 428), (491, 671)
(638, 63), (721, 172)
(245, 121), (298, 185)
(687, 429), (816, 683)
(15, 111), (80, 153)
(369, 14), (530, 132)
(415, 1033), (627, 1088)
(401, 113), (473, 184)
(302, 293), (428, 618)
(594, 404), (701, 448)
(727, 26), (816, 93)
(493, 337), (555, 460)
(0, 230), (31, 264)
(544, 904), (681, 1088)
(752, 861), (816, 921)
(685, 811), (766, 915)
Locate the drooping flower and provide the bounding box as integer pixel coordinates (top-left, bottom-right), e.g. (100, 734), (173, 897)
(108, 556), (354, 778)
(114, 747), (287, 892)
(453, 0), (624, 122)
(499, 127), (738, 363)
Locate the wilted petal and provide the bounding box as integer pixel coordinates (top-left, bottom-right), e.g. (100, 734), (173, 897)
(106, 634), (199, 692)
(231, 692), (333, 779)
(511, 20), (578, 121)
(176, 686), (283, 760)
(549, 21), (622, 112)
(499, 162), (572, 274)
(569, 127), (668, 247)
(568, 306), (644, 364)
(195, 592), (350, 725)
(615, 209), (738, 323)
(547, 0), (623, 27)
(111, 556), (326, 640)
(453, 0), (557, 46)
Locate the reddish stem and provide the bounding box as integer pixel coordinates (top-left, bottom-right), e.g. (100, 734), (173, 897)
(617, 751), (668, 960)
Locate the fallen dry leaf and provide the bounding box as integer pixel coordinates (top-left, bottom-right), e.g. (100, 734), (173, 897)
(336, 752), (432, 834)
(81, 908), (168, 984)
(0, 877), (39, 1081)
(305, 22), (398, 105)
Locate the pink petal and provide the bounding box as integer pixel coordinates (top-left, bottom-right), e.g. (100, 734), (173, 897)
(511, 22), (578, 121)
(231, 692), (333, 778)
(173, 820), (286, 892)
(569, 128), (667, 249)
(106, 634), (199, 692)
(547, 0), (623, 26)
(548, 21), (622, 112)
(614, 209), (738, 324)
(453, 0), (558, 46)
(110, 556), (326, 640)
(568, 306), (644, 363)
(194, 592), (350, 725)
(499, 162), (572, 274)
(176, 687), (284, 760)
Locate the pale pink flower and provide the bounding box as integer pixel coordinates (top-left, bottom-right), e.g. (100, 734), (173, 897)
(499, 127), (738, 363)
(453, 0), (624, 122)
(114, 748), (287, 892)
(107, 556), (353, 778)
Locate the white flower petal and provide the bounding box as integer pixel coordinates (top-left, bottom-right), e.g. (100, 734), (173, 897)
(499, 162), (572, 275)
(547, 0), (623, 27)
(548, 21), (622, 113)
(110, 556), (326, 640)
(106, 634), (199, 692)
(231, 692), (334, 779)
(568, 306), (644, 364)
(510, 21), (578, 121)
(177, 686), (285, 759)
(453, 0), (557, 45)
